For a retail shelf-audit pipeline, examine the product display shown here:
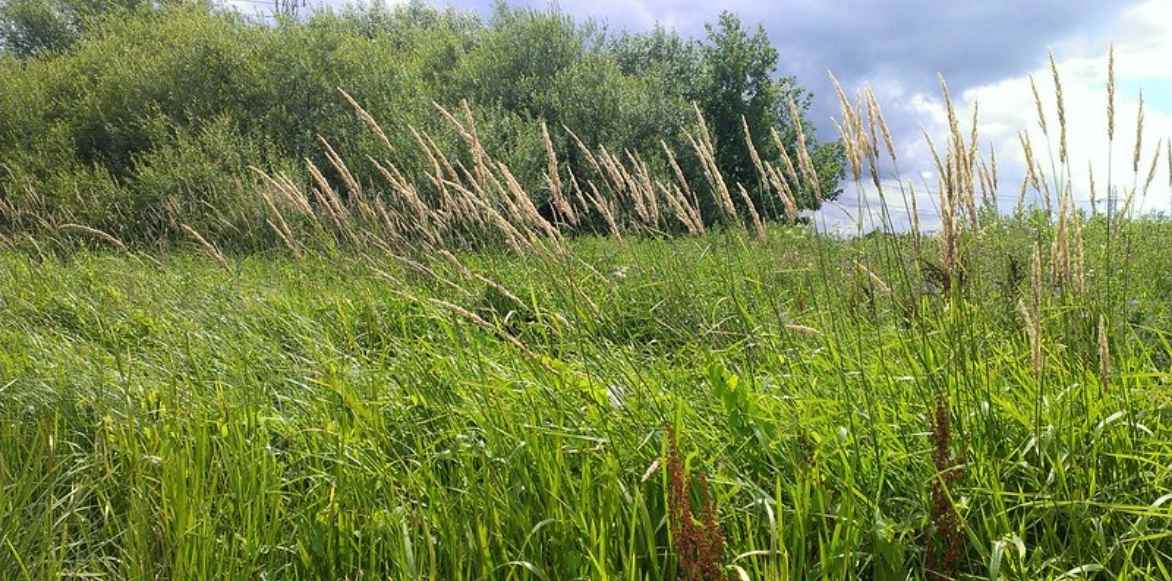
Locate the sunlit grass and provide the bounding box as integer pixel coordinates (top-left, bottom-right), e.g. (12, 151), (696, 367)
(4, 216), (1172, 579)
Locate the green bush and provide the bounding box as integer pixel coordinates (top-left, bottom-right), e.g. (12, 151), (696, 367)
(0, 1), (844, 248)
(128, 115), (287, 244)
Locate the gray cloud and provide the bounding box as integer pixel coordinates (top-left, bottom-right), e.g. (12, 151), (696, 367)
(420, 0), (1140, 140)
(744, 1), (1139, 144)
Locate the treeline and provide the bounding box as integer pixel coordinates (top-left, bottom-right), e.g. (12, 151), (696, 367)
(0, 0), (843, 248)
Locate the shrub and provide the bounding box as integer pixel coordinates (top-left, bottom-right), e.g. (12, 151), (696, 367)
(0, 1), (843, 248)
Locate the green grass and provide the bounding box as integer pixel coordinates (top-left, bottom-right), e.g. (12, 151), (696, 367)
(4, 216), (1172, 579)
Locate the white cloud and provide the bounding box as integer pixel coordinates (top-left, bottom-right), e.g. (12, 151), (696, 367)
(818, 0), (1172, 232)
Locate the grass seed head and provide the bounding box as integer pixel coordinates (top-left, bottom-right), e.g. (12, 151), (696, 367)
(1098, 316), (1111, 392)
(1107, 44), (1116, 142)
(1134, 90), (1145, 175)
(1049, 52), (1068, 163)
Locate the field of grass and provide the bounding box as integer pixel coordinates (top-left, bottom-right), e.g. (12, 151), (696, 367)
(4, 38), (1172, 579)
(4, 213), (1172, 579)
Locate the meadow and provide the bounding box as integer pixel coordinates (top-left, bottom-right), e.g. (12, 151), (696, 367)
(3, 5), (1172, 578)
(6, 210), (1172, 580)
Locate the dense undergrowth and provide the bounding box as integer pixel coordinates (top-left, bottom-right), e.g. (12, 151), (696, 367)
(0, 1), (842, 247)
(4, 213), (1172, 579)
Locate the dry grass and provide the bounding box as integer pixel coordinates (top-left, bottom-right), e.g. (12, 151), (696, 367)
(240, 91), (828, 259)
(58, 223), (128, 252)
(180, 223), (229, 271)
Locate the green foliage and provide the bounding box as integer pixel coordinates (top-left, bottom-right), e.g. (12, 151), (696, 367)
(5, 215), (1172, 578)
(701, 12), (786, 187)
(0, 0), (159, 56)
(128, 115), (286, 242)
(700, 12), (844, 207)
(612, 12), (845, 218)
(0, 2), (842, 246)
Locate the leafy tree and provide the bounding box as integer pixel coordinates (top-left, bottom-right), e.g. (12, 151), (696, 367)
(0, 1), (842, 246)
(610, 25), (705, 105)
(701, 13), (783, 189)
(613, 12), (843, 215)
(455, 5), (696, 202)
(0, 0), (162, 56)
(699, 11), (841, 208)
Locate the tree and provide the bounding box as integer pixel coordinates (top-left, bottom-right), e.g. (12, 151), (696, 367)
(611, 12), (842, 217)
(0, 0), (155, 56)
(698, 11), (842, 211)
(0, 0), (78, 55)
(610, 25), (705, 105)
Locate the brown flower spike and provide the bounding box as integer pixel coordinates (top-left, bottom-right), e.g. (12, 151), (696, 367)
(666, 426), (727, 581)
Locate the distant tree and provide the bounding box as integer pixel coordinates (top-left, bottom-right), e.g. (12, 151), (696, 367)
(0, 0), (162, 56)
(700, 13), (785, 191)
(612, 12), (842, 213)
(0, 1), (840, 245)
(457, 4), (600, 119)
(699, 11), (841, 208)
(0, 0), (79, 55)
(455, 4), (696, 200)
(610, 25), (705, 104)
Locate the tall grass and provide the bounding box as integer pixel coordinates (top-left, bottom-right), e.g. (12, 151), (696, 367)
(3, 49), (1172, 580)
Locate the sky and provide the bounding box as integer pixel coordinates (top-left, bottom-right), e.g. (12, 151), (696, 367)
(235, 0), (1172, 233)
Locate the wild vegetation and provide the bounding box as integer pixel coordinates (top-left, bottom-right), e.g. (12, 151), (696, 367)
(3, 2), (1172, 580)
(0, 0), (841, 247)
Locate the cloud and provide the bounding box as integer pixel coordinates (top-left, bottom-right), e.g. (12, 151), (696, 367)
(811, 0), (1172, 232)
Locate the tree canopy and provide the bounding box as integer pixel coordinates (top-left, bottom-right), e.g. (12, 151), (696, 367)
(0, 0), (843, 246)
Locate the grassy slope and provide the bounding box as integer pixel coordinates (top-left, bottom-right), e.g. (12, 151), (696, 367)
(3, 218), (1172, 579)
